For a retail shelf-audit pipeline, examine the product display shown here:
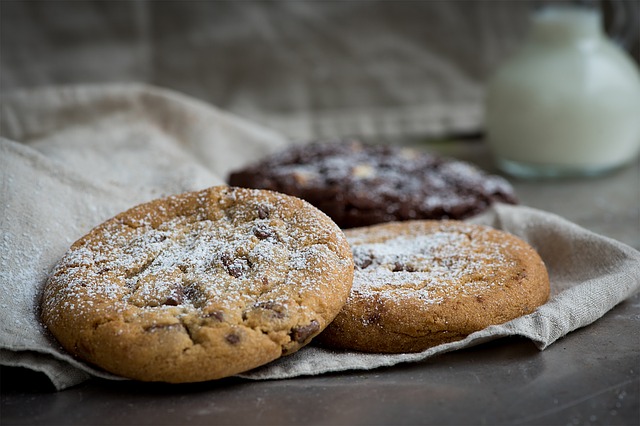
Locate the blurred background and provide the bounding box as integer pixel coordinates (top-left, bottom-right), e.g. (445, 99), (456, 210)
(1, 0), (638, 142)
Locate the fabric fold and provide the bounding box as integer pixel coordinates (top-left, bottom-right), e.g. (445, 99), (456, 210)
(1, 84), (638, 391)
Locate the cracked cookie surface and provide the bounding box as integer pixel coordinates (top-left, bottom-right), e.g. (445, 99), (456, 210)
(316, 220), (549, 353)
(41, 186), (354, 382)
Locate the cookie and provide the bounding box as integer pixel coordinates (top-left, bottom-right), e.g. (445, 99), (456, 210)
(227, 140), (518, 228)
(40, 186), (354, 383)
(316, 220), (549, 353)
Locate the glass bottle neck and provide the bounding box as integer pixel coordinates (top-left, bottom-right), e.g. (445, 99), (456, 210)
(529, 6), (603, 44)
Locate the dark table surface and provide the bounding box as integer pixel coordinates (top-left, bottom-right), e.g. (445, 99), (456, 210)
(2, 140), (639, 426)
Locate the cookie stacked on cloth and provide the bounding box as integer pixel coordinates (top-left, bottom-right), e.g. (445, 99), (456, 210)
(41, 142), (549, 383)
(317, 220), (549, 353)
(41, 186), (354, 383)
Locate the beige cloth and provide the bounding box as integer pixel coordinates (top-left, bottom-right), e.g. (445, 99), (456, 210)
(5, 1), (638, 141)
(0, 0), (530, 140)
(1, 84), (639, 391)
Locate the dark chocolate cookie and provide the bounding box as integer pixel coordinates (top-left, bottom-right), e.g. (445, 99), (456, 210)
(228, 140), (517, 228)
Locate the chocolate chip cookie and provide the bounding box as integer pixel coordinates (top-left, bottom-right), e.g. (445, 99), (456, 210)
(316, 220), (549, 353)
(227, 140), (518, 228)
(41, 186), (354, 382)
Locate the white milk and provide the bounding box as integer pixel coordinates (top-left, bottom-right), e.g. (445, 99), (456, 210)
(485, 6), (640, 178)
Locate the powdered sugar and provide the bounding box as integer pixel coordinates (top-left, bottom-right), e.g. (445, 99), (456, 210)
(347, 224), (517, 305)
(43, 188), (350, 322)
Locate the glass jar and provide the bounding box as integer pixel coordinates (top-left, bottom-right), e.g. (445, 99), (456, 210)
(485, 5), (640, 178)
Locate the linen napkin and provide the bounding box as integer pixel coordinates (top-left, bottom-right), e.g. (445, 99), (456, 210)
(1, 84), (639, 391)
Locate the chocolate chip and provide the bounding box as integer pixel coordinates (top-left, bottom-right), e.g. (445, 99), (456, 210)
(149, 233), (167, 243)
(392, 262), (404, 272)
(257, 205), (270, 219)
(204, 310), (224, 321)
(254, 301), (286, 319)
(164, 286), (185, 306)
(164, 296), (180, 306)
(291, 320), (320, 343)
(221, 253), (246, 278)
(355, 255), (373, 269)
(221, 252), (233, 266)
(253, 224), (273, 240)
(228, 264), (244, 278)
(226, 333), (240, 344)
(181, 285), (209, 309)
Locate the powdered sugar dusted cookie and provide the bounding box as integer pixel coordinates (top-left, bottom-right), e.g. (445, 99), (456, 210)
(227, 140), (518, 228)
(317, 220), (549, 353)
(41, 186), (354, 382)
